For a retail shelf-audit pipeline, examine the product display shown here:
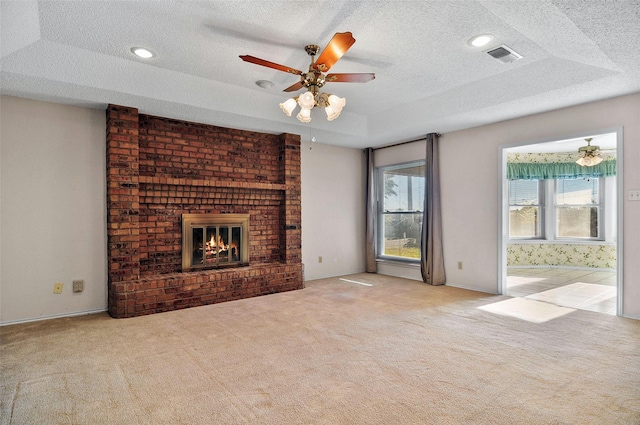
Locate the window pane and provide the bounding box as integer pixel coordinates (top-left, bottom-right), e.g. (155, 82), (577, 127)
(508, 179), (541, 238)
(556, 178), (600, 239)
(383, 213), (422, 259)
(509, 206), (540, 238)
(383, 165), (425, 212)
(378, 162), (425, 261)
(557, 206), (599, 238)
(509, 180), (539, 205)
(556, 178), (598, 205)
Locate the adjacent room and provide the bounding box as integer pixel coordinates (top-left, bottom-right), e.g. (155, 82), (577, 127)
(1, 1), (639, 424)
(503, 132), (619, 316)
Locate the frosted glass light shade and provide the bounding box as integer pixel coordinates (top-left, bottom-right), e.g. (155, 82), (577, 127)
(297, 107), (312, 123)
(576, 155), (603, 166)
(279, 98), (297, 116)
(297, 91), (316, 109)
(327, 94), (346, 113)
(325, 104), (340, 121)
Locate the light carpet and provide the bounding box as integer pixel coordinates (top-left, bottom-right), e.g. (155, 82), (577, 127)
(1, 273), (639, 424)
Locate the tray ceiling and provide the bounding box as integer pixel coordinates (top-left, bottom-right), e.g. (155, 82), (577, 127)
(1, 0), (639, 148)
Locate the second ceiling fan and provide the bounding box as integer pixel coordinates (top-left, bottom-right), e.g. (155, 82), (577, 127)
(240, 32), (375, 122)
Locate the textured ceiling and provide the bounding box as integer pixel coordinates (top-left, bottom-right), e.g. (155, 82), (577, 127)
(1, 0), (639, 149)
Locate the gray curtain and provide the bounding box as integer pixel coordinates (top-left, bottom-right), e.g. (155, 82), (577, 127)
(365, 148), (377, 272)
(420, 133), (446, 285)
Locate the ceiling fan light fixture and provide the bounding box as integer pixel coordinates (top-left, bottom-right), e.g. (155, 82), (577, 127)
(575, 137), (603, 167)
(279, 97), (297, 116)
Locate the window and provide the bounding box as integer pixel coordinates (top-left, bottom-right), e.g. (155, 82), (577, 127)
(377, 162), (425, 261)
(509, 180), (543, 238)
(508, 177), (604, 241)
(555, 178), (602, 239)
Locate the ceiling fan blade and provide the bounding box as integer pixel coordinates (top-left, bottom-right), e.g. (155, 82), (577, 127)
(239, 55), (303, 75)
(313, 32), (356, 72)
(283, 81), (304, 92)
(326, 73), (376, 83)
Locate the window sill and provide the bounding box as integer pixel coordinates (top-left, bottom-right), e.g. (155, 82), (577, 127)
(376, 258), (421, 269)
(508, 240), (615, 246)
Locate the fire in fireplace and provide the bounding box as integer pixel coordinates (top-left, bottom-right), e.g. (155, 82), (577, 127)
(182, 214), (249, 271)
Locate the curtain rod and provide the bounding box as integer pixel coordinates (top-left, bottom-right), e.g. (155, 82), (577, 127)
(371, 134), (442, 151)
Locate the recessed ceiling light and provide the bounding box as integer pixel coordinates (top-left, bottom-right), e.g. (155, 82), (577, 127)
(130, 47), (155, 59)
(468, 34), (494, 47)
(255, 80), (275, 89)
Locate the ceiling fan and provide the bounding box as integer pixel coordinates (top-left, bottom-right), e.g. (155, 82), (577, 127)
(240, 32), (375, 122)
(576, 138), (604, 166)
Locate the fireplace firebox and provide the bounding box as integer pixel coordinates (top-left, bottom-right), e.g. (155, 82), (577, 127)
(182, 214), (249, 271)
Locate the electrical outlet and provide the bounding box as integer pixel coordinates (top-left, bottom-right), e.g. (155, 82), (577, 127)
(318, 256), (323, 264)
(53, 283), (63, 294)
(73, 279), (84, 293)
(458, 261), (463, 270)
(629, 190), (640, 201)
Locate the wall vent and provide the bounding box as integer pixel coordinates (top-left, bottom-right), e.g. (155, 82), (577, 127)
(486, 44), (522, 63)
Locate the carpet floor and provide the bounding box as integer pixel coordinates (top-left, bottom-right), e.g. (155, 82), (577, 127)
(1, 273), (639, 424)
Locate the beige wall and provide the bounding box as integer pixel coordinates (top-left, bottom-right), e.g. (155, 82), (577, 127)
(440, 93), (640, 318)
(0, 96), (367, 323)
(1, 96), (107, 323)
(2, 93), (638, 323)
(301, 141), (366, 281)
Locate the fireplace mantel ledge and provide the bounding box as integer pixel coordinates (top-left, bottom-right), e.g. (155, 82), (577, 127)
(138, 175), (285, 191)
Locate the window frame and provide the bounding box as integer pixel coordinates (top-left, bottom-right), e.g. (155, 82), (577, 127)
(553, 177), (604, 241)
(376, 160), (425, 263)
(508, 177), (606, 242)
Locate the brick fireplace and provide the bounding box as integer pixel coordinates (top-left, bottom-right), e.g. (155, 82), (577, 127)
(106, 105), (303, 318)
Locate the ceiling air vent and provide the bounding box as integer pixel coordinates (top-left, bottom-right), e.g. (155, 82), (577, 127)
(486, 45), (522, 63)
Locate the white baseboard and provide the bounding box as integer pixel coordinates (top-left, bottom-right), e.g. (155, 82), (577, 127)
(0, 308), (108, 327)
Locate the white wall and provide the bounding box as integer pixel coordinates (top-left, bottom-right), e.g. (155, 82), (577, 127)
(1, 96), (107, 324)
(440, 93), (640, 318)
(301, 140), (366, 281)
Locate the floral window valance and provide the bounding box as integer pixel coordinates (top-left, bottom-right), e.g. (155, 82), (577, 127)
(507, 152), (616, 180)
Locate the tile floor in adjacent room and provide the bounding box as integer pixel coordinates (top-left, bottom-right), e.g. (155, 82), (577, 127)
(506, 268), (617, 316)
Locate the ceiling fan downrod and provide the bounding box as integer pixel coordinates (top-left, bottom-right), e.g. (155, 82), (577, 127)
(302, 45), (326, 89)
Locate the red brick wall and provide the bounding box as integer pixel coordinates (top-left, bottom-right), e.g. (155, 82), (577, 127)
(106, 105), (303, 318)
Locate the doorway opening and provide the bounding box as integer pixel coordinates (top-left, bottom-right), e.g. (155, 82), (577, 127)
(498, 129), (623, 316)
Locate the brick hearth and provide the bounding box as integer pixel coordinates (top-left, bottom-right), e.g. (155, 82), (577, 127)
(106, 105), (303, 318)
